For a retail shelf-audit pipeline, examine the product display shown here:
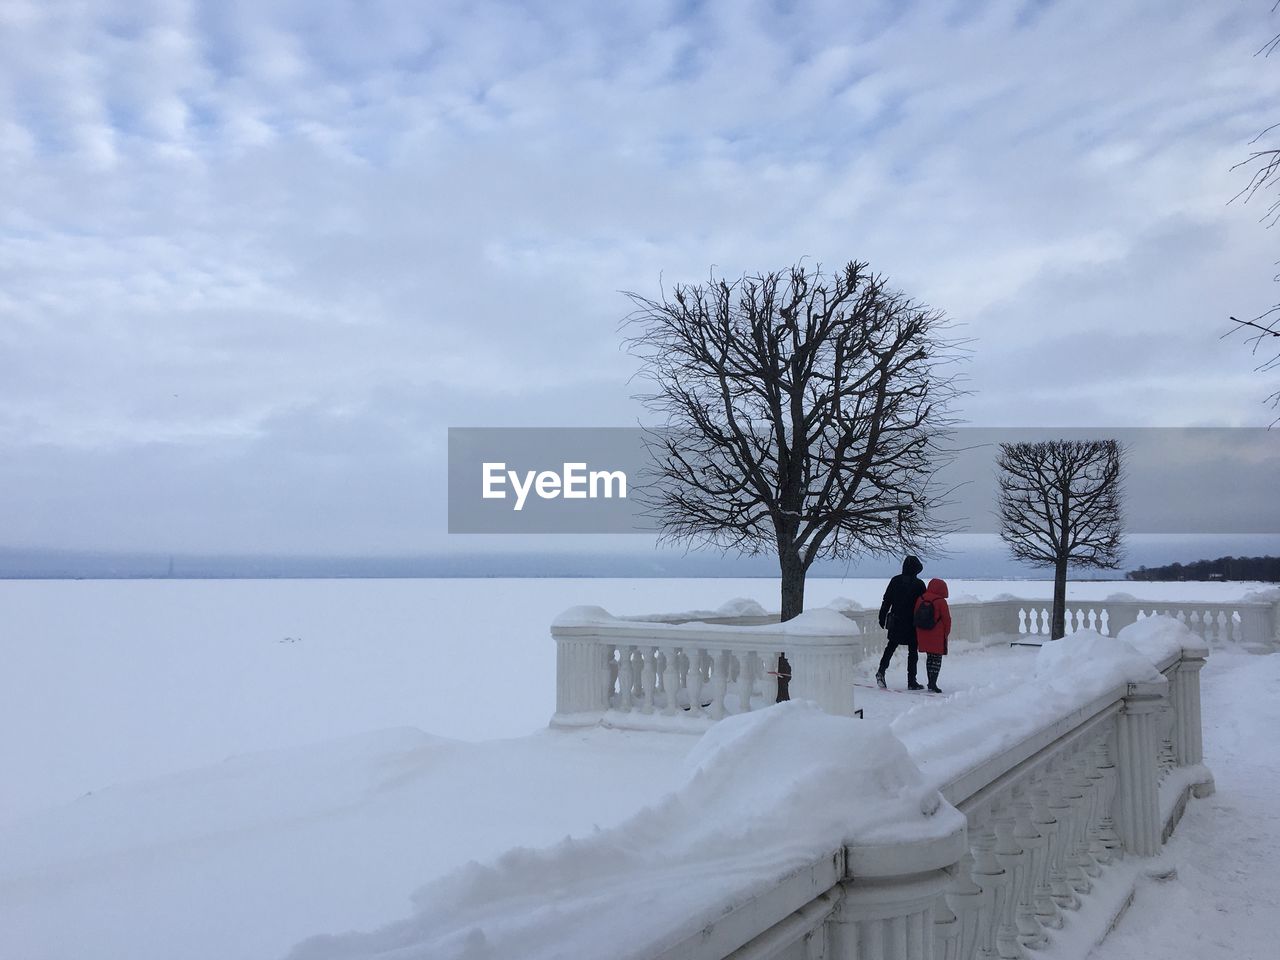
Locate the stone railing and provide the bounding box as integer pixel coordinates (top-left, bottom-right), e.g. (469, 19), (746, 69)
(551, 594), (1273, 735)
(621, 622), (1215, 960)
(550, 606), (863, 728)
(918, 636), (1213, 960)
(839, 595), (1278, 650)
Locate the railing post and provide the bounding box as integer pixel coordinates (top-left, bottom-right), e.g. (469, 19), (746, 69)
(829, 827), (968, 960)
(1170, 645), (1216, 798)
(554, 635), (612, 715)
(1113, 679), (1166, 857)
(789, 646), (858, 718)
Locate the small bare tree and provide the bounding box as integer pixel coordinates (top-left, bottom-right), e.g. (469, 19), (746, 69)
(625, 260), (963, 624)
(996, 440), (1125, 640)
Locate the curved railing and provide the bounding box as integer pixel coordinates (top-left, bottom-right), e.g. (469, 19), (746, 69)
(546, 604), (1222, 960)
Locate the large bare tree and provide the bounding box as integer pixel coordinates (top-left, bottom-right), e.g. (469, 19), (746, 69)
(625, 260), (963, 624)
(996, 440), (1125, 640)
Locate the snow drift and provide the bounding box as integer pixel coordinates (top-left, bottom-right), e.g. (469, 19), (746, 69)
(286, 701), (950, 960)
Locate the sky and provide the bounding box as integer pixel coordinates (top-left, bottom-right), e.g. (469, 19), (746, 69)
(2, 0), (1280, 558)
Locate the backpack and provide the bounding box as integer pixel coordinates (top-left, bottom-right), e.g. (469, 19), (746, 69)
(914, 599), (937, 630)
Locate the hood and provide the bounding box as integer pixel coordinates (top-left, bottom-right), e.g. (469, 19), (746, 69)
(901, 555), (923, 576)
(925, 577), (949, 598)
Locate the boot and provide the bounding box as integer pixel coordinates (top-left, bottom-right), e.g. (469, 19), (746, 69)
(875, 672), (887, 689)
(907, 680), (924, 691)
(926, 654), (942, 693)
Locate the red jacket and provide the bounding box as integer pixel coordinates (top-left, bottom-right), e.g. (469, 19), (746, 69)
(914, 578), (951, 655)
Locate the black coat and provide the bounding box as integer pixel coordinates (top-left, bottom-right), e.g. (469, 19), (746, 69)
(879, 556), (925, 642)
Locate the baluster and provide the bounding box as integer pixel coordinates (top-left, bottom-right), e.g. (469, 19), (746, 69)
(616, 645), (634, 712)
(1029, 785), (1063, 930)
(631, 648), (645, 700)
(710, 649), (731, 720)
(970, 822), (1007, 959)
(685, 647), (704, 717)
(1058, 758), (1091, 895)
(1096, 729), (1124, 861)
(737, 650), (755, 713)
(992, 807), (1026, 959)
(607, 647), (620, 708)
(1080, 741), (1108, 875)
(946, 849), (985, 960)
(1066, 752), (1100, 885)
(1011, 791), (1048, 950)
(1045, 769), (1079, 910)
(661, 645), (679, 716)
(761, 649), (779, 705)
(1100, 608), (1111, 636)
(932, 889), (962, 960)
(1017, 608), (1027, 635)
(640, 647), (657, 713)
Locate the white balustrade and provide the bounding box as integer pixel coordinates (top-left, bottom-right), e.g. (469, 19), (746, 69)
(553, 594), (1272, 733)
(551, 606), (860, 728)
(545, 600), (1227, 960)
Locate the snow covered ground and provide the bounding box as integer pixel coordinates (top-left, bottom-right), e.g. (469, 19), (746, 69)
(0, 577), (1273, 959)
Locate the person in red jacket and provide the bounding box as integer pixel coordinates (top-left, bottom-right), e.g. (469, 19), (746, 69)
(913, 577), (951, 694)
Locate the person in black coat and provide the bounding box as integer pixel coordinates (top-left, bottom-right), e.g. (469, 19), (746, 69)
(876, 555), (926, 690)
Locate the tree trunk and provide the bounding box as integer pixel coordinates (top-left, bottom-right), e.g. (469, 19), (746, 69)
(780, 552), (806, 621)
(1051, 556), (1068, 640)
(776, 550), (806, 701)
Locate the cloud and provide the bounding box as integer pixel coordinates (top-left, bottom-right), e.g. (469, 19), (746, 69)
(1, 0), (1279, 551)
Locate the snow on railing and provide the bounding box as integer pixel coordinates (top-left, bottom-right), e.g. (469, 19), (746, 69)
(550, 606), (867, 728)
(629, 618), (1216, 960)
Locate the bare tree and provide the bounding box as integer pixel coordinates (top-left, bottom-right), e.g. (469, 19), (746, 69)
(1228, 3), (1280, 414)
(625, 260), (964, 626)
(996, 440), (1125, 640)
